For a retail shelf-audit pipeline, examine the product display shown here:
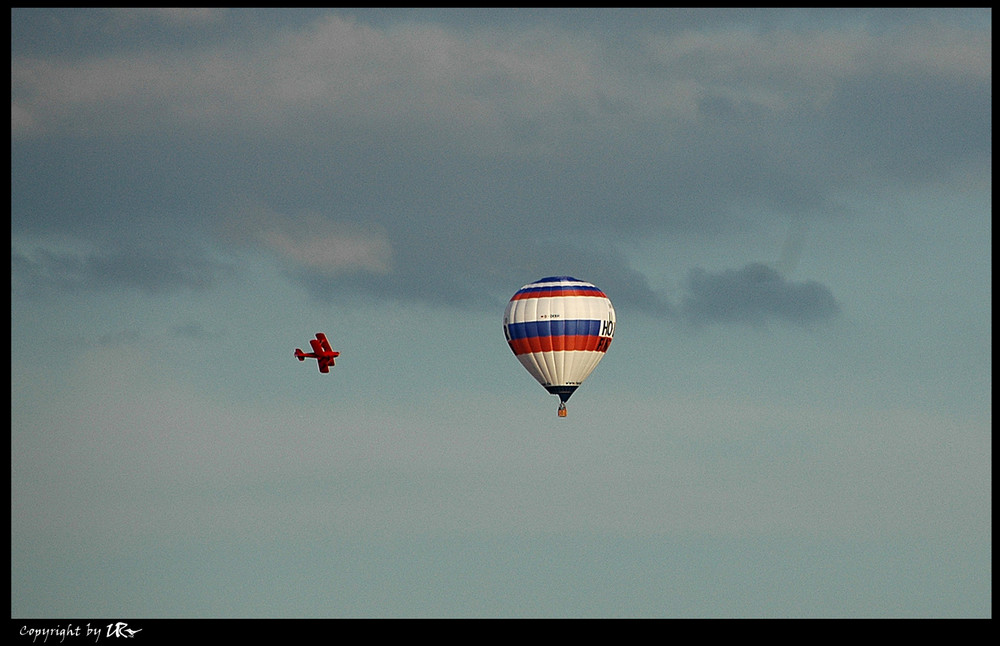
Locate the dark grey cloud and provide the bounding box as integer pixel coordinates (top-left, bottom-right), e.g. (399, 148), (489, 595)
(170, 321), (209, 339)
(11, 246), (230, 295)
(679, 263), (839, 327)
(822, 69), (992, 184)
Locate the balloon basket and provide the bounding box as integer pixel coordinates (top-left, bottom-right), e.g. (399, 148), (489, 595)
(557, 402), (567, 417)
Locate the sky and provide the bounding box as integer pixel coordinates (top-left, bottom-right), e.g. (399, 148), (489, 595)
(11, 8), (991, 618)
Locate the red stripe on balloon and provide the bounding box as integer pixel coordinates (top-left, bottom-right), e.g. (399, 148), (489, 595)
(508, 336), (612, 355)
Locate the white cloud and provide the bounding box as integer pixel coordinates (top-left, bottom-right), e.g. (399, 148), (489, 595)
(233, 206), (393, 275)
(260, 226), (392, 275)
(11, 12), (990, 148)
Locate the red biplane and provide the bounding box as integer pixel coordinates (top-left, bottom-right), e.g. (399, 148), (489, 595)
(294, 333), (340, 373)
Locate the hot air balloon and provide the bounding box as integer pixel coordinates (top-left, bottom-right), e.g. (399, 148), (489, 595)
(503, 276), (616, 417)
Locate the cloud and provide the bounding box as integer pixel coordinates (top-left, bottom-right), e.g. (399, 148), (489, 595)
(107, 8), (229, 28)
(14, 12), (987, 147)
(224, 206), (392, 276)
(261, 228), (391, 275)
(10, 10), (987, 317)
(11, 245), (230, 295)
(678, 263), (839, 327)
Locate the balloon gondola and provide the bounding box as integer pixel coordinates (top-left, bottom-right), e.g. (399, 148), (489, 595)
(503, 276), (616, 417)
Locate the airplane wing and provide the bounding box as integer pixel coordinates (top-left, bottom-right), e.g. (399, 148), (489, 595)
(316, 333), (333, 353)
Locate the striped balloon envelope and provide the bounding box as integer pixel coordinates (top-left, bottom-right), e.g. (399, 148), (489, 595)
(503, 276), (616, 416)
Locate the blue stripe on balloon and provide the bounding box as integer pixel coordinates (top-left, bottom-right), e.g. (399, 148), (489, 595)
(505, 319), (602, 340)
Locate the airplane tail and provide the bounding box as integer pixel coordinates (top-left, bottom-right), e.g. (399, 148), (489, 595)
(295, 349), (306, 361)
